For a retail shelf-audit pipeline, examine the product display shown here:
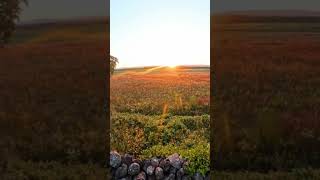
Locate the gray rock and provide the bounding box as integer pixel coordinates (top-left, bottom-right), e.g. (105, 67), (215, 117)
(151, 157), (159, 167)
(148, 175), (156, 180)
(115, 163), (128, 179)
(165, 173), (175, 180)
(155, 167), (164, 180)
(182, 175), (192, 180)
(123, 154), (133, 166)
(128, 163), (140, 176)
(147, 165), (155, 175)
(193, 173), (204, 180)
(134, 171), (146, 180)
(110, 151), (122, 168)
(119, 178), (131, 180)
(159, 159), (170, 172)
(169, 166), (177, 174)
(133, 159), (142, 166)
(168, 153), (182, 169)
(143, 159), (151, 172)
(176, 168), (185, 180)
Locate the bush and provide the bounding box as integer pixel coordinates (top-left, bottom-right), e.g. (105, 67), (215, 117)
(141, 141), (210, 176)
(111, 113), (210, 156)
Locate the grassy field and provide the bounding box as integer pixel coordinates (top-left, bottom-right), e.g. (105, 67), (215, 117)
(2, 13), (320, 179)
(212, 169), (320, 180)
(212, 14), (320, 177)
(0, 18), (108, 178)
(110, 66), (211, 175)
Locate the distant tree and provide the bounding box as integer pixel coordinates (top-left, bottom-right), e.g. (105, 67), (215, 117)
(0, 0), (28, 47)
(110, 55), (118, 75)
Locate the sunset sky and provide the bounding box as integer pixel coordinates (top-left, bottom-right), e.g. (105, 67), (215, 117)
(111, 0), (210, 68)
(19, 1), (320, 68)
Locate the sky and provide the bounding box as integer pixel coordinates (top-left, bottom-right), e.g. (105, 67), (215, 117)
(20, 0), (108, 22)
(18, 1), (320, 68)
(111, 0), (210, 68)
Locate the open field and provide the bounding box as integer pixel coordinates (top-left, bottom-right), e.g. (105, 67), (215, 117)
(212, 14), (320, 176)
(0, 19), (108, 178)
(212, 169), (320, 180)
(110, 67), (210, 175)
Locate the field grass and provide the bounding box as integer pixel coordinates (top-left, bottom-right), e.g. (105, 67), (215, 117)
(12, 19), (108, 44)
(212, 169), (320, 180)
(2, 13), (320, 179)
(0, 18), (108, 179)
(110, 66), (211, 175)
(212, 14), (320, 175)
(2, 159), (108, 179)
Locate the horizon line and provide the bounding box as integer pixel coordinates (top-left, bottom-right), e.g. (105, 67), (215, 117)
(18, 15), (109, 24)
(19, 9), (320, 24)
(116, 64), (210, 70)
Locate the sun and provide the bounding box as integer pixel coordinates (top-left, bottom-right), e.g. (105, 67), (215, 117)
(167, 63), (178, 68)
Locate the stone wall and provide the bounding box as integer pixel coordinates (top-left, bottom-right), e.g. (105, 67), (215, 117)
(110, 151), (210, 180)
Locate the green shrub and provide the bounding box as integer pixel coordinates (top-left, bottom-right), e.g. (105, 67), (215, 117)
(111, 113), (210, 156)
(141, 141), (210, 176)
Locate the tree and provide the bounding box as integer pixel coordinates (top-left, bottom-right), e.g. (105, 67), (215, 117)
(0, 0), (28, 47)
(110, 55), (118, 75)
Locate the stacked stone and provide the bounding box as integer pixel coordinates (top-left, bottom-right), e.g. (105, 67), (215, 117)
(110, 151), (209, 180)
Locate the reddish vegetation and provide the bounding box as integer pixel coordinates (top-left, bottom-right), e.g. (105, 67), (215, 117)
(0, 29), (108, 165)
(112, 71), (209, 89)
(111, 69), (210, 115)
(212, 16), (320, 170)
